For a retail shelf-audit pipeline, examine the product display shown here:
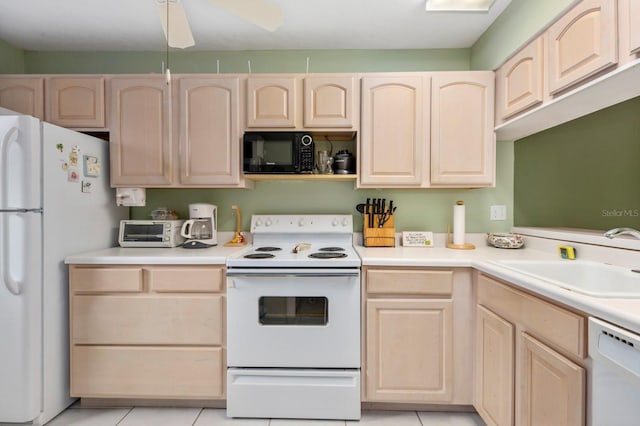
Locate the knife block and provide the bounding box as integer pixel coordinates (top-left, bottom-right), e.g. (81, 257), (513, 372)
(363, 214), (395, 247)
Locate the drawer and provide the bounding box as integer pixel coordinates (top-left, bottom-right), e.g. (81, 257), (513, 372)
(366, 268), (453, 295)
(477, 274), (586, 358)
(72, 294), (224, 345)
(70, 266), (143, 293)
(71, 346), (224, 399)
(146, 266), (224, 293)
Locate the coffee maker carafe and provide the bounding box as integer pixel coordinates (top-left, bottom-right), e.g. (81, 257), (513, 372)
(181, 203), (217, 248)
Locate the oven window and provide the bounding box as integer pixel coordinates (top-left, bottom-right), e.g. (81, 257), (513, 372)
(259, 297), (328, 326)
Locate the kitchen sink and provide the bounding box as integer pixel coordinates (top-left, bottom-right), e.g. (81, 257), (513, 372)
(493, 260), (640, 298)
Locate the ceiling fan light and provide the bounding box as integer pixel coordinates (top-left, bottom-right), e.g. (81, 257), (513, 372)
(425, 0), (497, 12)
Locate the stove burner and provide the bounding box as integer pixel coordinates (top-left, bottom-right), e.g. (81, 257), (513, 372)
(244, 253), (276, 259)
(318, 246), (346, 252)
(255, 246), (282, 252)
(308, 252), (348, 259)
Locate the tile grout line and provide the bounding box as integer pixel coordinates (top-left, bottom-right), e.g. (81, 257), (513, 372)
(415, 410), (424, 426)
(115, 406), (134, 426)
(191, 407), (204, 426)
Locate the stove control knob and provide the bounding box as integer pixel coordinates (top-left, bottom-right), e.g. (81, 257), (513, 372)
(332, 218), (339, 226)
(265, 219), (273, 227)
(341, 218), (349, 227)
(298, 218), (305, 227)
(255, 219), (263, 228)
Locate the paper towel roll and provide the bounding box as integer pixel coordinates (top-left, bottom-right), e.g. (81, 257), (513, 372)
(453, 201), (465, 245)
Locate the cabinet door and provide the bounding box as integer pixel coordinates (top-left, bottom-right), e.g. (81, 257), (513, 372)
(72, 295), (224, 345)
(71, 346), (224, 399)
(366, 298), (453, 403)
(303, 76), (356, 128)
(359, 76), (427, 187)
(475, 305), (515, 426)
(518, 333), (585, 426)
(430, 72), (495, 187)
(178, 77), (240, 185)
(109, 77), (172, 186)
(547, 0), (618, 95)
(496, 37), (544, 121)
(45, 77), (105, 128)
(247, 77), (296, 128)
(629, 0), (640, 54)
(0, 77), (44, 119)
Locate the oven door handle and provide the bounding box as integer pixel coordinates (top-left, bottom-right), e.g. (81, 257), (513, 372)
(226, 272), (360, 278)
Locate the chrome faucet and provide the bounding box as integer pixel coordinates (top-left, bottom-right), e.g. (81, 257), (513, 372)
(604, 227), (640, 240)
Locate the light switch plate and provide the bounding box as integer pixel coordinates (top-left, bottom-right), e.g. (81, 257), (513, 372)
(490, 205), (507, 221)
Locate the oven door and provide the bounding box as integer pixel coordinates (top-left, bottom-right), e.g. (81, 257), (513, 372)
(226, 270), (360, 368)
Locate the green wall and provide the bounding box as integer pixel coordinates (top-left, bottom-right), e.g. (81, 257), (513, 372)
(0, 39), (25, 73)
(470, 0), (573, 70)
(132, 142), (514, 233)
(23, 49), (470, 74)
(514, 97), (640, 230)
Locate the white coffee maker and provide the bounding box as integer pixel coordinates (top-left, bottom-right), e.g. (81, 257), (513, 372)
(181, 203), (217, 248)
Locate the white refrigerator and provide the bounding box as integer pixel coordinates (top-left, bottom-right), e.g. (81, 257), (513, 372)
(0, 109), (128, 424)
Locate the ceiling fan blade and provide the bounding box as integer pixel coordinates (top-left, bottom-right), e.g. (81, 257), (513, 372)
(157, 0), (195, 49)
(209, 0), (284, 32)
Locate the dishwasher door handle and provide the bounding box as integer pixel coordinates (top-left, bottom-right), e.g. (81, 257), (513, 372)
(596, 333), (640, 379)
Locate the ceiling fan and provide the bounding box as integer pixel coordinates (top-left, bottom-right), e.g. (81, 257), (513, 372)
(157, 0), (284, 49)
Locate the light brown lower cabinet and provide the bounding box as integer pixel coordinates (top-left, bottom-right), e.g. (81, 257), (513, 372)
(362, 267), (474, 405)
(69, 265), (226, 400)
(475, 305), (515, 426)
(474, 273), (587, 426)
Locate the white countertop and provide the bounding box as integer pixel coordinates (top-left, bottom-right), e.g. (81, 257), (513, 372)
(356, 232), (640, 335)
(65, 230), (640, 334)
(64, 245), (250, 265)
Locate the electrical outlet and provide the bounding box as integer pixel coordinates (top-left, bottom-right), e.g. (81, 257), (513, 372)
(490, 205), (507, 221)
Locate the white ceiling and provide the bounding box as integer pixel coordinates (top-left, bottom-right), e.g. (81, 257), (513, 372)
(0, 0), (512, 52)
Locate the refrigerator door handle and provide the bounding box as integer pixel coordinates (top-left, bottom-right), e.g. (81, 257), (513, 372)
(1, 127), (24, 295)
(1, 125), (19, 209)
(1, 213), (22, 295)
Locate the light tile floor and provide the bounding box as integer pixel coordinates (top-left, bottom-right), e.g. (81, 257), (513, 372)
(45, 404), (486, 425)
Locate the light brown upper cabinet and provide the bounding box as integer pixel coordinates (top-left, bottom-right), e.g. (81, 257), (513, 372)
(178, 77), (241, 186)
(359, 74), (428, 187)
(109, 77), (172, 187)
(0, 77), (44, 119)
(630, 0), (640, 54)
(619, 0), (640, 58)
(495, 36), (545, 122)
(430, 71), (495, 187)
(246, 75), (358, 130)
(246, 76), (296, 128)
(45, 77), (105, 128)
(303, 75), (356, 128)
(546, 0), (618, 95)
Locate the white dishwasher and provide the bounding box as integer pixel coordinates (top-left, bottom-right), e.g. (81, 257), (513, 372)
(588, 317), (640, 426)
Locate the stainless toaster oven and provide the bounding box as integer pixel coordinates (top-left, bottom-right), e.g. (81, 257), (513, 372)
(118, 220), (185, 247)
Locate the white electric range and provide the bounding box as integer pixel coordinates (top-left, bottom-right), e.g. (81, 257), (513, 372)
(225, 215), (361, 421)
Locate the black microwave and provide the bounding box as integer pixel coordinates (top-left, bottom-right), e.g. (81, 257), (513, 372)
(243, 132), (314, 174)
